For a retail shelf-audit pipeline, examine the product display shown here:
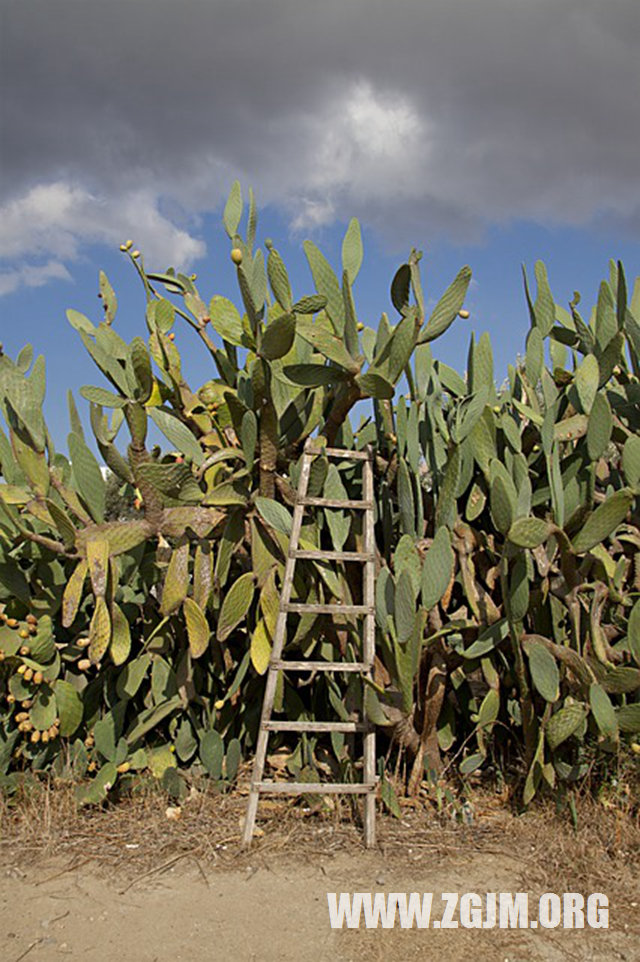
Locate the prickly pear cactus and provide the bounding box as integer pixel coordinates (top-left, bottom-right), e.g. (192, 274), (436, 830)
(0, 182), (638, 809)
(368, 257), (640, 801)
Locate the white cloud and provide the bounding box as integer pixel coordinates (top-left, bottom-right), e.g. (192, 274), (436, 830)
(286, 81), (427, 230)
(0, 259), (72, 297)
(0, 182), (205, 295)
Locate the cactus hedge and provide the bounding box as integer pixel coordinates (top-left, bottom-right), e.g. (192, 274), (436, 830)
(0, 183), (638, 807)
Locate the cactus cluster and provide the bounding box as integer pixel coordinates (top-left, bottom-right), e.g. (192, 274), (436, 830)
(369, 259), (640, 799)
(0, 182), (638, 806)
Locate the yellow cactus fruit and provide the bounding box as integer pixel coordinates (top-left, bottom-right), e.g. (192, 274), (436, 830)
(23, 668), (34, 682)
(117, 762), (130, 774)
(41, 731), (50, 744)
(84, 735), (95, 748)
(132, 249), (141, 259)
(7, 694), (15, 704)
(631, 743), (640, 755)
(214, 699), (225, 710)
(26, 614), (38, 626)
(357, 322), (365, 331)
(30, 731), (41, 744)
(0, 651), (4, 662)
(230, 248), (243, 265)
(77, 637), (90, 649)
(78, 659), (91, 672)
(17, 664), (27, 675)
(21, 700), (33, 709)
(124, 240), (133, 250)
(168, 332), (176, 341)
(458, 309), (470, 319)
(16, 713), (29, 723)
(6, 618), (18, 628)
(48, 726), (58, 740)
(19, 645), (30, 656)
(33, 671), (44, 686)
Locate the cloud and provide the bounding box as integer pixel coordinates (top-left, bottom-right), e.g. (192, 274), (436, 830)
(1, 0), (638, 292)
(284, 80), (427, 231)
(0, 259), (72, 297)
(0, 182), (205, 273)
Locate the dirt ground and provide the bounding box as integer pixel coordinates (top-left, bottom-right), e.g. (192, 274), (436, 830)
(1, 784), (638, 962)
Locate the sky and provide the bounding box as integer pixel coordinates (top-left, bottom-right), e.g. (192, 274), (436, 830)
(1, 0), (639, 449)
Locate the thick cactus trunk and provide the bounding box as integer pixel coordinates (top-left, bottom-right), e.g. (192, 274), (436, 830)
(259, 400), (278, 498)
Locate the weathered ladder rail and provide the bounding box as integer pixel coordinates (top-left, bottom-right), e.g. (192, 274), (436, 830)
(242, 438), (377, 847)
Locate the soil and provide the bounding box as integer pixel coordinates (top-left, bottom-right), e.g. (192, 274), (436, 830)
(1, 785), (638, 962)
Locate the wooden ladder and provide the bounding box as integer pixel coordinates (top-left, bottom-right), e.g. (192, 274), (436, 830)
(242, 438), (377, 847)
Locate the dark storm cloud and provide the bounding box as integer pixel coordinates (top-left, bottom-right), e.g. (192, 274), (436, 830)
(1, 0), (638, 287)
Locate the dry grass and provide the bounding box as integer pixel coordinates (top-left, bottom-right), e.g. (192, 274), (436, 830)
(1, 764), (638, 900)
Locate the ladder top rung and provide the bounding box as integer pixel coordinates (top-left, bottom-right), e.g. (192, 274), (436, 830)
(263, 720), (367, 733)
(292, 549), (374, 561)
(256, 781), (376, 795)
(271, 660), (370, 673)
(285, 603), (373, 615)
(306, 446), (371, 461)
(299, 496), (373, 509)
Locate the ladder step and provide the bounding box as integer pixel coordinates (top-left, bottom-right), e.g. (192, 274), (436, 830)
(256, 781), (376, 794)
(299, 496), (373, 509)
(263, 720), (367, 733)
(292, 549), (374, 561)
(271, 660), (369, 672)
(285, 603), (373, 615)
(323, 447), (371, 461)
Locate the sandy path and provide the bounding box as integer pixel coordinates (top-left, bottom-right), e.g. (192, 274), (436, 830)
(1, 843), (635, 962)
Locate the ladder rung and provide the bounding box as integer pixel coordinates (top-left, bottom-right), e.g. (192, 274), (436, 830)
(263, 720), (367, 733)
(323, 447), (371, 461)
(285, 603), (373, 615)
(292, 549), (374, 561)
(256, 781), (376, 794)
(299, 496), (373, 509)
(271, 660), (369, 672)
